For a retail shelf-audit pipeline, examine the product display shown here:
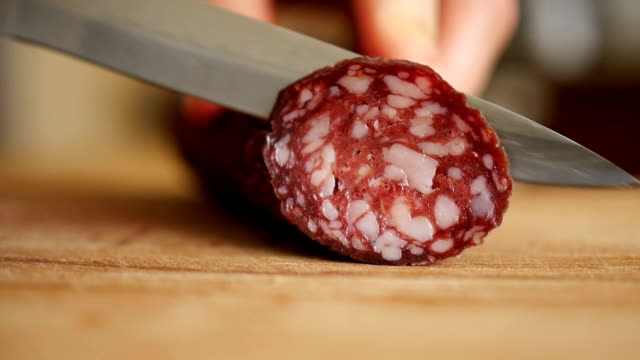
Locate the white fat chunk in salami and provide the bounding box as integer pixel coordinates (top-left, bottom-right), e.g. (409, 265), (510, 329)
(383, 165), (409, 185)
(351, 120), (369, 139)
(322, 199), (339, 220)
(303, 139), (323, 155)
(274, 134), (291, 166)
(321, 144), (336, 164)
(464, 226), (483, 241)
(472, 231), (487, 244)
(302, 138), (324, 154)
(338, 75), (373, 95)
(321, 147), (337, 196)
(282, 109), (302, 122)
(434, 195), (460, 229)
(453, 114), (471, 132)
(302, 114), (331, 153)
(375, 230), (407, 261)
(357, 212), (380, 243)
(409, 117), (435, 138)
(357, 165), (372, 178)
(471, 175), (489, 194)
(321, 222), (349, 246)
(390, 197), (434, 242)
(447, 167), (463, 180)
(309, 167), (328, 187)
(462, 225), (488, 244)
(415, 101), (447, 117)
(430, 238), (454, 253)
(383, 144), (438, 194)
(296, 192), (306, 206)
(409, 244), (424, 255)
(419, 138), (467, 157)
(493, 171), (509, 193)
(307, 220), (318, 233)
(298, 88), (313, 104)
(363, 107), (380, 121)
(387, 94), (416, 109)
(483, 154), (494, 169)
(352, 236), (367, 250)
(470, 176), (495, 218)
(355, 104), (369, 114)
(382, 105), (398, 118)
(415, 77), (433, 95)
(321, 175), (336, 198)
(347, 200), (370, 224)
(309, 145), (336, 198)
(383, 75), (426, 99)
(329, 220), (342, 230)
(471, 193), (495, 218)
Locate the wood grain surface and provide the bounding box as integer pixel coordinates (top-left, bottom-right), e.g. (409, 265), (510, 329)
(0, 143), (639, 360)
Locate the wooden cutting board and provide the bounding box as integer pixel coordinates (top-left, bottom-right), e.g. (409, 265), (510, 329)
(0, 144), (639, 360)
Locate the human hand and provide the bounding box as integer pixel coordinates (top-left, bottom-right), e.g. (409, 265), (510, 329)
(183, 0), (519, 121)
(353, 0), (518, 95)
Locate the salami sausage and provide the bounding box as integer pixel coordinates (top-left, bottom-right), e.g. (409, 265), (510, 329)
(174, 109), (278, 216)
(263, 57), (512, 265)
(177, 56), (512, 265)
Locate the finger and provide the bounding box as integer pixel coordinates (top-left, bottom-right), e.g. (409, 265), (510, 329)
(352, 0), (518, 95)
(437, 0), (519, 94)
(352, 0), (439, 64)
(181, 96), (225, 126)
(206, 0), (275, 22)
(183, 0), (275, 120)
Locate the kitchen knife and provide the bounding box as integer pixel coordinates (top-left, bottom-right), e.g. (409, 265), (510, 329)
(1, 0), (637, 187)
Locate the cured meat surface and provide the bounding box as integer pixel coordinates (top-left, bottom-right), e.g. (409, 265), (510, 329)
(264, 57), (512, 265)
(174, 110), (278, 215)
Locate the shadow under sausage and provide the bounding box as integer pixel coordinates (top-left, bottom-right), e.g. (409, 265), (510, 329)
(0, 188), (351, 264)
(200, 191), (353, 263)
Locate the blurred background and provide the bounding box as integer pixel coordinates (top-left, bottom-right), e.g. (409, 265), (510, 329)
(1, 0), (638, 185)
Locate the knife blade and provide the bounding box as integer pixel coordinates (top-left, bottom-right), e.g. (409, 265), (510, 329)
(2, 0), (637, 187)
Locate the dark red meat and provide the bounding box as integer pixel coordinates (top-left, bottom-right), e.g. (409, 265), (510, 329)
(174, 110), (278, 215)
(263, 57), (512, 265)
